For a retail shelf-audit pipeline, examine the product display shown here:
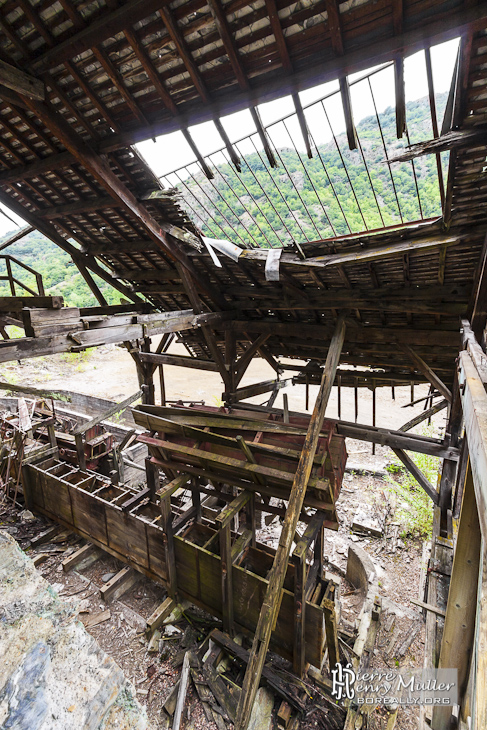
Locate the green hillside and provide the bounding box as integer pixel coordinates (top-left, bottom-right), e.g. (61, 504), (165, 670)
(0, 93), (446, 306)
(179, 92), (448, 248)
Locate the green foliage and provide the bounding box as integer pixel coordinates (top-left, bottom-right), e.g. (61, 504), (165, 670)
(384, 426), (440, 536)
(0, 232), (126, 307)
(59, 348), (95, 370)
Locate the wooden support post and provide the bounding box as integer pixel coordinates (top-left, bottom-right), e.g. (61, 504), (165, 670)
(146, 458), (159, 502)
(235, 314), (346, 730)
(159, 364), (166, 406)
(323, 594), (340, 671)
(401, 344), (452, 403)
(160, 495), (177, 599)
(219, 521), (234, 636)
(216, 491), (252, 636)
(191, 476), (201, 522)
(47, 422), (57, 448)
(292, 548), (306, 677)
(438, 374), (463, 533)
(75, 432), (86, 471)
(431, 465), (481, 730)
(392, 447), (439, 504)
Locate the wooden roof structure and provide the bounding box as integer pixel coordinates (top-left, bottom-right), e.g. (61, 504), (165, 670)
(0, 0), (487, 391)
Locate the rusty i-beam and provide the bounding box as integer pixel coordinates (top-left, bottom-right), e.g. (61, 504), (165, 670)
(234, 313), (346, 730)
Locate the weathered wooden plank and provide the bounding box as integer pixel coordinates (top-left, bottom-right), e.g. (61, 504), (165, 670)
(431, 466), (481, 730)
(235, 314), (346, 730)
(238, 235), (461, 268)
(399, 399), (448, 432)
(62, 542), (102, 572)
(401, 345), (452, 402)
(0, 59), (45, 99)
(74, 390), (142, 435)
(0, 296), (63, 311)
(138, 352), (219, 371)
(100, 566), (141, 603)
(391, 448), (439, 504)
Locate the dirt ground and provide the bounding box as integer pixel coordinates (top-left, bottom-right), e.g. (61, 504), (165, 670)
(0, 343), (446, 730)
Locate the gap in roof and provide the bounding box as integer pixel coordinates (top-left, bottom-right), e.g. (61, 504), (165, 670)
(137, 37), (460, 181)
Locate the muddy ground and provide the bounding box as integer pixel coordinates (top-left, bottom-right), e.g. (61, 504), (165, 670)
(0, 343), (446, 729)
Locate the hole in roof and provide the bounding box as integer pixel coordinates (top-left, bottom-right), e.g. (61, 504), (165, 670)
(136, 38), (459, 249)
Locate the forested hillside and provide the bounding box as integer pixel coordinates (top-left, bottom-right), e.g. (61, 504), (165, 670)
(0, 93), (446, 306)
(179, 92), (447, 247)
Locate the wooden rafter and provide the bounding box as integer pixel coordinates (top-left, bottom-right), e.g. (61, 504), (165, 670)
(21, 94), (223, 307)
(0, 60), (44, 101)
(401, 344), (453, 402)
(235, 314), (346, 730)
(159, 7), (210, 104)
(265, 0), (292, 72)
(124, 27), (178, 115)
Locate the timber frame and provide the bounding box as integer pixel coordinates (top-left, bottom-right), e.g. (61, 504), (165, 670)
(2, 2), (487, 729)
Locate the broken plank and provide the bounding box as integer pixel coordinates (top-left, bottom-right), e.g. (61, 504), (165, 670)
(146, 596), (177, 634)
(100, 566), (141, 604)
(410, 598), (446, 617)
(62, 542), (103, 572)
(81, 609), (111, 629)
(173, 652), (191, 730)
(210, 629), (306, 712)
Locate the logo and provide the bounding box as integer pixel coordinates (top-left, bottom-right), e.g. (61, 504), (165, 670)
(330, 666), (458, 707)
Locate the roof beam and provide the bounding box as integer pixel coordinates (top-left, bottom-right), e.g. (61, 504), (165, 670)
(227, 319), (459, 349)
(292, 93), (313, 159)
(93, 3), (487, 152)
(182, 128), (214, 180)
(0, 59), (44, 100)
(124, 27), (178, 115)
(394, 55), (406, 138)
(400, 344), (453, 402)
(0, 150), (74, 183)
(206, 0), (249, 90)
(238, 234), (461, 268)
(38, 196), (115, 218)
(0, 225), (35, 252)
(325, 0), (357, 150)
(264, 0), (292, 72)
(339, 77), (357, 150)
(250, 107), (277, 168)
(159, 7), (210, 104)
(214, 118), (241, 172)
(392, 0), (406, 139)
(29, 0), (174, 72)
(22, 95), (223, 307)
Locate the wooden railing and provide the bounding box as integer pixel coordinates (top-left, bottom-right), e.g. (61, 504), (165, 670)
(0, 254), (44, 296)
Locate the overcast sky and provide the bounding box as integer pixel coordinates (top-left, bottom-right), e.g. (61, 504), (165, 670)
(0, 37), (459, 237)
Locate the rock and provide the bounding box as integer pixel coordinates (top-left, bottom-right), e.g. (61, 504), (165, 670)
(248, 687), (274, 730)
(398, 540), (406, 549)
(102, 572), (116, 583)
(352, 507), (385, 537)
(20, 510), (35, 521)
(164, 624), (180, 637)
(351, 535), (360, 542)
